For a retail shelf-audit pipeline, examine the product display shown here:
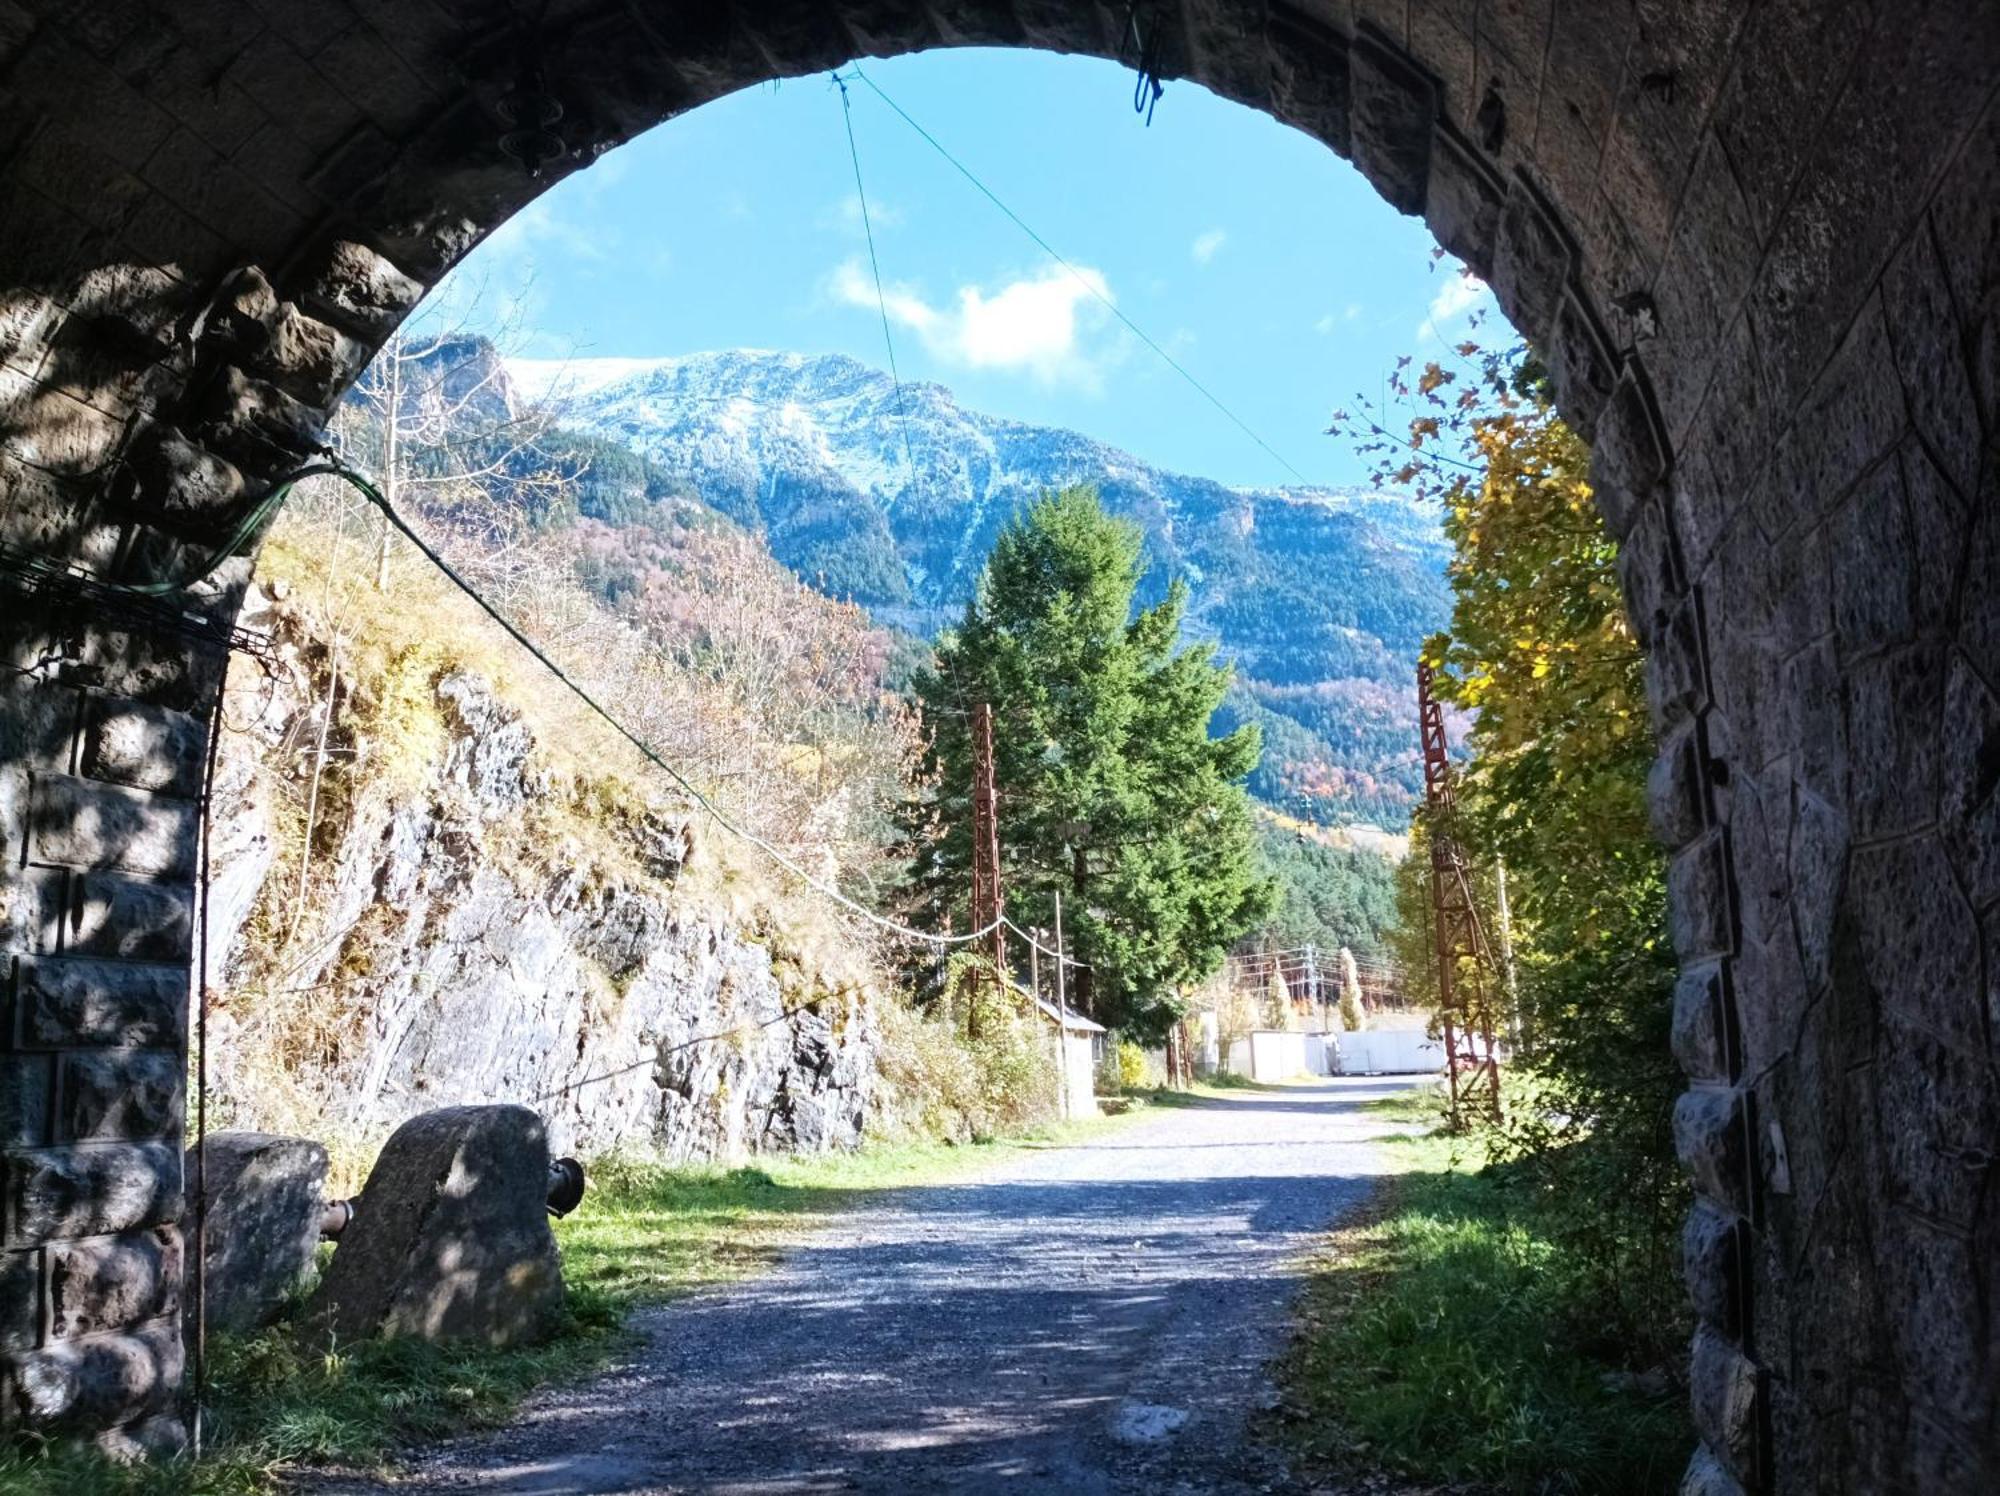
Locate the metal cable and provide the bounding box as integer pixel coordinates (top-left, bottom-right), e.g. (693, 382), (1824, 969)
(847, 65), (1313, 486)
(833, 72), (917, 475)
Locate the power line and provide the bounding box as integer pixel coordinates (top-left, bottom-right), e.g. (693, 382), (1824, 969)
(833, 72), (916, 475)
(844, 65), (1314, 488)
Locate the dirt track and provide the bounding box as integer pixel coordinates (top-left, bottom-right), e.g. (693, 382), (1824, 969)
(317, 1077), (1423, 1496)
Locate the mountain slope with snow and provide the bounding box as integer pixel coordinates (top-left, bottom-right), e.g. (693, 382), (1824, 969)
(513, 349), (1450, 824)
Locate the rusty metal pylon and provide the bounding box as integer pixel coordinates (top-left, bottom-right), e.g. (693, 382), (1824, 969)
(1417, 661), (1503, 1127)
(968, 700), (1006, 1031)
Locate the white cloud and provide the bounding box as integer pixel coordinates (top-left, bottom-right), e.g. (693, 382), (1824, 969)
(1190, 228), (1228, 266)
(1314, 303), (1366, 336)
(820, 193), (904, 235)
(1417, 269), (1490, 342)
(832, 261), (1116, 388)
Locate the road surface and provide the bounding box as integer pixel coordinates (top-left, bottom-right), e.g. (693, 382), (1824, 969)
(321, 1076), (1425, 1495)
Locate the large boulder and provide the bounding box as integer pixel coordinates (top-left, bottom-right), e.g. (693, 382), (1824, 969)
(309, 1105), (563, 1347)
(185, 1131), (327, 1334)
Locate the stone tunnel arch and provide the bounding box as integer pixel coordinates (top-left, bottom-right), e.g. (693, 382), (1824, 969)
(0, 2), (1994, 1488)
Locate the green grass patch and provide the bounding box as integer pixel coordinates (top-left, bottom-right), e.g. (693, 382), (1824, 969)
(1276, 1092), (1689, 1495)
(0, 1115), (1131, 1496)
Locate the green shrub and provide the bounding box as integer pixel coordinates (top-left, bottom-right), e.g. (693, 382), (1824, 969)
(1115, 1040), (1152, 1092)
(870, 989), (1056, 1142)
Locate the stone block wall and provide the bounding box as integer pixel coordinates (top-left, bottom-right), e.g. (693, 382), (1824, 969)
(2, 618), (224, 1451)
(0, 1), (1993, 1485)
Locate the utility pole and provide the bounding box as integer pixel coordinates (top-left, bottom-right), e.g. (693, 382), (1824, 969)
(1035, 927), (1070, 1121)
(1495, 858), (1523, 1056)
(1053, 893), (1071, 1118)
(969, 701), (1005, 1033)
(1417, 660), (1502, 1128)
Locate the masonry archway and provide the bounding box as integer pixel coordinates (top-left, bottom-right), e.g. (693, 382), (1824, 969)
(0, 3), (1994, 1488)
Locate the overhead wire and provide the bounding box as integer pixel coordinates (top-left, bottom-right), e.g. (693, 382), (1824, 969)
(832, 71), (917, 475)
(843, 64), (1314, 488)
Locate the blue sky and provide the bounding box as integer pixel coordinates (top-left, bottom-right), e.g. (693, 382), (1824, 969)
(444, 47), (1495, 491)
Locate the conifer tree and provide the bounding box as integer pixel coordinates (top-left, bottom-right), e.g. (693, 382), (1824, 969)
(1338, 946), (1366, 1031)
(902, 486), (1273, 1039)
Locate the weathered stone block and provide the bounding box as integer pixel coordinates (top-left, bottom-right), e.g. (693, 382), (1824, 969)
(80, 699), (205, 798)
(122, 422), (248, 540)
(1680, 1440), (1747, 1496)
(29, 773), (198, 878)
(193, 366), (323, 476)
(0, 676), (80, 770)
(7, 1322), (183, 1431)
(1422, 126), (1502, 276)
(201, 266), (279, 359)
(252, 304), (365, 408)
(1, 383), (129, 478)
(1590, 367), (1669, 540)
(1682, 1200), (1748, 1337)
(311, 1106), (562, 1348)
(61, 1050), (182, 1142)
(1787, 785), (1846, 993)
(1267, 5), (1352, 157)
(48, 1226), (180, 1338)
(1546, 290), (1615, 443)
(1490, 176), (1571, 343)
(1672, 962), (1732, 1084)
(4, 1141), (182, 1246)
(71, 624), (227, 715)
(1669, 831), (1736, 965)
(14, 956), (185, 1049)
(1827, 464), (1919, 659)
(187, 1132), (327, 1334)
(1940, 655), (2000, 907)
(1777, 638), (1844, 804)
(1849, 837), (1982, 1057)
(0, 1244), (38, 1354)
(1844, 645), (1943, 841)
(0, 1055), (54, 1147)
(1674, 1086), (1751, 1215)
(61, 872), (194, 963)
(1880, 220), (1981, 503)
(1689, 1326), (1762, 1485)
(1649, 720), (1707, 851)
(1647, 597), (1709, 735)
(1347, 34), (1434, 215)
(1613, 488), (1680, 647)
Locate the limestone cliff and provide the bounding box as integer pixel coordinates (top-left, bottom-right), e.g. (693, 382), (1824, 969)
(203, 584), (881, 1166)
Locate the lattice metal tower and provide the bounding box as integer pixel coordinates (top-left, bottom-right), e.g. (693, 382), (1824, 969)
(1416, 661), (1503, 1125)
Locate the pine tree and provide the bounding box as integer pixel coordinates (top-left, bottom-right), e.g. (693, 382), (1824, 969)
(901, 486), (1273, 1039)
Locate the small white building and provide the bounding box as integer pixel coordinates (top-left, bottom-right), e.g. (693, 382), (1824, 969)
(1032, 996), (1104, 1119)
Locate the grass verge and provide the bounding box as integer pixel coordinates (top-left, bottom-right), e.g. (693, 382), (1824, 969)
(1273, 1085), (1689, 1495)
(0, 1113), (1134, 1496)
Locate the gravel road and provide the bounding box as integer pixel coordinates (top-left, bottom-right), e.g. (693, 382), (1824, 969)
(317, 1076), (1425, 1496)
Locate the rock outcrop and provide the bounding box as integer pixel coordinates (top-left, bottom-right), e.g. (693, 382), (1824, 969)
(206, 602), (880, 1163)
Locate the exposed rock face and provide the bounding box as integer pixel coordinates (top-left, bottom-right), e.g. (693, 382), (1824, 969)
(207, 627), (879, 1163)
(309, 1106), (562, 1348)
(184, 1132), (328, 1335)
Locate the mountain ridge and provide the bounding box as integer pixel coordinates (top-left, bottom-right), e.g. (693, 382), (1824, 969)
(509, 347), (1450, 825)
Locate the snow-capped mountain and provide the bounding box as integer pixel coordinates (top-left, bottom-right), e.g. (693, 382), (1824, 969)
(510, 348), (1451, 825)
